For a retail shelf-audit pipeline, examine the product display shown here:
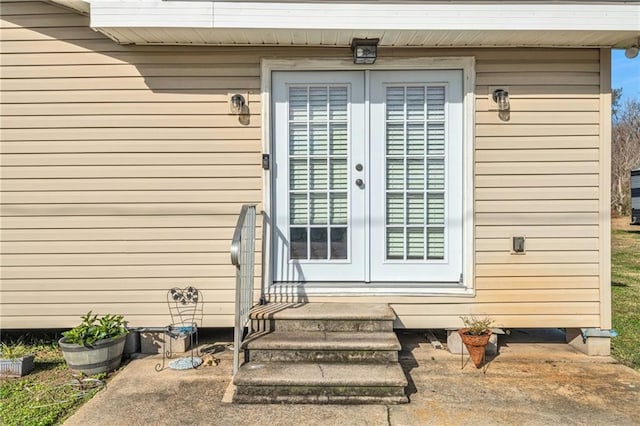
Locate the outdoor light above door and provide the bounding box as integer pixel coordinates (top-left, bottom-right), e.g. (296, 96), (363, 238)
(351, 38), (379, 64)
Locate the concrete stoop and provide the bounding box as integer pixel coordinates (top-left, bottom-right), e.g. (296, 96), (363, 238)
(233, 303), (408, 404)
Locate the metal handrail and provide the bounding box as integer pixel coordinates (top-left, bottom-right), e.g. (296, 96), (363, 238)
(231, 204), (257, 376)
(230, 204), (251, 266)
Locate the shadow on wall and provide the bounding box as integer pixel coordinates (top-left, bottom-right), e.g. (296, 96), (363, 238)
(2, 3), (277, 327)
(2, 3), (349, 105)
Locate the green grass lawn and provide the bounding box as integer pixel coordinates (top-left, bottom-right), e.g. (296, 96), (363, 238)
(0, 338), (103, 426)
(611, 224), (640, 370)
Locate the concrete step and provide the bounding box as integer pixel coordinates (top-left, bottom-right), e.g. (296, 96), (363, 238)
(233, 362), (408, 404)
(249, 303), (395, 332)
(233, 394), (409, 404)
(243, 331), (401, 363)
(236, 303), (406, 404)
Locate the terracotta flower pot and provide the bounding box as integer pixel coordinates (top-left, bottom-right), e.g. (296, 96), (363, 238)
(458, 328), (492, 368)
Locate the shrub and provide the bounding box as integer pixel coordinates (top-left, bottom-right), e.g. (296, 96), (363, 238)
(459, 315), (494, 335)
(61, 312), (128, 346)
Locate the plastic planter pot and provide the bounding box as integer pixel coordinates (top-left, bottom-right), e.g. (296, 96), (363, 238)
(0, 354), (35, 377)
(59, 334), (127, 376)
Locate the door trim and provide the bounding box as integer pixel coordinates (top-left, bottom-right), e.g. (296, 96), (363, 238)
(261, 57), (476, 296)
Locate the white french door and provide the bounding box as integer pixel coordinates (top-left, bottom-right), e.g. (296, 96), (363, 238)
(272, 70), (463, 284)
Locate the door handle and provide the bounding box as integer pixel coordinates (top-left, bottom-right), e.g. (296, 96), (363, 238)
(355, 178), (364, 187)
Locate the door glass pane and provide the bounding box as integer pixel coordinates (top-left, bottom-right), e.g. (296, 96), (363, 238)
(407, 123), (425, 155)
(330, 159), (347, 190)
(407, 227), (425, 260)
(289, 88), (308, 121)
(427, 86), (445, 120)
(289, 124), (308, 155)
(310, 124), (328, 155)
(310, 193), (328, 225)
(386, 160), (404, 190)
(290, 227), (308, 259)
(310, 228), (328, 259)
(329, 87), (348, 120)
(386, 227), (404, 260)
(384, 84), (447, 261)
(329, 123), (347, 155)
(427, 123), (445, 155)
(407, 194), (424, 225)
(309, 87), (328, 120)
(330, 228), (348, 260)
(386, 123), (405, 155)
(386, 193), (404, 225)
(406, 87), (425, 121)
(427, 227), (445, 259)
(290, 159), (308, 190)
(427, 159), (445, 190)
(386, 87), (405, 121)
(406, 159), (424, 190)
(330, 193), (347, 224)
(290, 193), (307, 225)
(427, 193), (445, 225)
(288, 84), (349, 261)
(310, 159), (328, 190)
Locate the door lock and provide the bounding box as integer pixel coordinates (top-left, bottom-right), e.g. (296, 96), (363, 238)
(355, 163), (363, 171)
(355, 178), (364, 187)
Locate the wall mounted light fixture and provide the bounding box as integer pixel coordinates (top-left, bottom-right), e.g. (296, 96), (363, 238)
(230, 94), (246, 114)
(492, 89), (510, 112)
(351, 38), (379, 64)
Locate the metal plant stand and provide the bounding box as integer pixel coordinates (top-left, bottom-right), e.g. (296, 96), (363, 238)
(153, 286), (202, 371)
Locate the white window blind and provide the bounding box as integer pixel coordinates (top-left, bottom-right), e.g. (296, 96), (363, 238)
(385, 85), (446, 260)
(288, 85), (350, 260)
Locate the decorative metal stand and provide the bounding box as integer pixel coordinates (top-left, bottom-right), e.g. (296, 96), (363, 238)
(153, 286), (202, 372)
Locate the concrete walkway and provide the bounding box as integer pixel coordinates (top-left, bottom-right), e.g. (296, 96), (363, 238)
(64, 329), (640, 426)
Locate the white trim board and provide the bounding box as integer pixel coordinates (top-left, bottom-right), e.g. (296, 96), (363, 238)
(89, 1), (640, 32)
(598, 48), (612, 330)
(83, 1), (640, 47)
(268, 282), (475, 297)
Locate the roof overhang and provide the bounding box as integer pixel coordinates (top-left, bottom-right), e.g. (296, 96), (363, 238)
(51, 1), (640, 48)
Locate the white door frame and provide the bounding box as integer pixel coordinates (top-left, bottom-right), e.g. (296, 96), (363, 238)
(261, 57), (476, 296)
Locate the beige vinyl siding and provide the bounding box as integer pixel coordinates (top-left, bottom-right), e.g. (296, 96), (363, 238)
(1, 1), (606, 329)
(468, 48), (602, 330)
(0, 1), (265, 328)
(293, 47), (604, 329)
(388, 48), (600, 328)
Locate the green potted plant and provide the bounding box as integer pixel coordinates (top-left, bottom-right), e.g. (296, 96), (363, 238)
(59, 311), (128, 375)
(0, 340), (35, 377)
(458, 315), (494, 368)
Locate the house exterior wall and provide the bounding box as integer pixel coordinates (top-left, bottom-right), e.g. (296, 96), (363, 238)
(0, 1), (609, 329)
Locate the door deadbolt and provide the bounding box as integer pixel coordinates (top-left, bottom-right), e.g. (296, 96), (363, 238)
(355, 163), (363, 171)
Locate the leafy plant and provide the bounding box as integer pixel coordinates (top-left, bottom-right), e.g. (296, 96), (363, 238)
(61, 312), (128, 346)
(459, 315), (494, 336)
(0, 341), (32, 360)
